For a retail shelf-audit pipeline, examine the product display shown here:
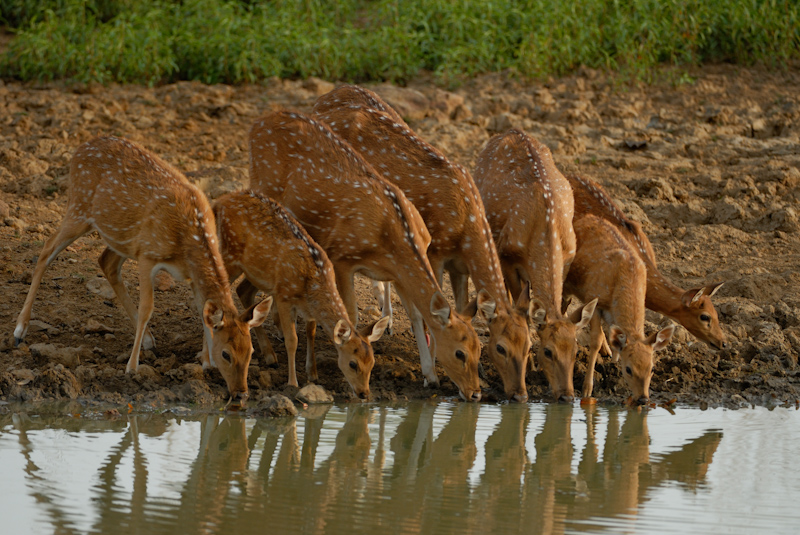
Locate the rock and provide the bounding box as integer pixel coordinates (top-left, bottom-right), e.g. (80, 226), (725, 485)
(487, 113), (515, 133)
(258, 370), (272, 390)
(133, 364), (158, 380)
(28, 319), (54, 333)
(29, 343), (89, 367)
(181, 363), (205, 381)
(0, 199), (9, 219)
(4, 216), (27, 230)
(252, 394), (297, 418)
(12, 369), (35, 385)
(85, 318), (115, 334)
(371, 85), (430, 121)
(302, 77), (335, 97)
(154, 271), (176, 292)
(86, 278), (116, 299)
(430, 89), (465, 119)
(296, 384), (334, 404)
(35, 364), (80, 399)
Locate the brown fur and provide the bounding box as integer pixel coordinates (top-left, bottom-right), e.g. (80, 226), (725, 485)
(474, 129), (596, 401)
(568, 174), (727, 349)
(14, 136), (270, 400)
(248, 111), (482, 401)
(313, 85), (531, 402)
(565, 215), (675, 403)
(214, 191), (388, 398)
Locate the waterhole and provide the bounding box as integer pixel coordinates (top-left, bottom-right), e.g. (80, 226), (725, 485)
(0, 402), (797, 534)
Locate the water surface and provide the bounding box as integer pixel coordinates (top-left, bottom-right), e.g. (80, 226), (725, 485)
(0, 402), (798, 535)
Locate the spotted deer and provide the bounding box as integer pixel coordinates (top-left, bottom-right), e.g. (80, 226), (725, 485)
(212, 190), (389, 398)
(248, 111), (483, 401)
(14, 136), (272, 401)
(568, 174), (727, 349)
(313, 85), (532, 402)
(473, 129), (597, 402)
(564, 214), (675, 404)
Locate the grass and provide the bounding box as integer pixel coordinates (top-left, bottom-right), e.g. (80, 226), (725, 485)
(1, 0), (799, 85)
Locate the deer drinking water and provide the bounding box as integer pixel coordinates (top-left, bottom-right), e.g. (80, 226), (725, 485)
(473, 129), (597, 402)
(568, 173), (727, 350)
(247, 111), (483, 401)
(564, 215), (675, 404)
(14, 136), (272, 401)
(313, 85), (532, 402)
(213, 190), (390, 398)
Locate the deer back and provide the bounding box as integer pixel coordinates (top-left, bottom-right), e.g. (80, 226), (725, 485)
(475, 129), (576, 312)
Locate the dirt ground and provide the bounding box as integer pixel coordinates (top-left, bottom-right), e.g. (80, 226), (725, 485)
(1, 64), (799, 410)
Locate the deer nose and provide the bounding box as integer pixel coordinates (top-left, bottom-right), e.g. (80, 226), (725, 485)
(470, 391), (482, 402)
(636, 396), (649, 406)
(357, 390), (369, 400)
(559, 394), (574, 403)
(512, 392), (528, 403)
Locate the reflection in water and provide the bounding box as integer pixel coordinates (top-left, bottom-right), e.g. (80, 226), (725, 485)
(0, 402), (758, 535)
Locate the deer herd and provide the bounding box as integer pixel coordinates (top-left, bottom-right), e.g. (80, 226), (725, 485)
(13, 85), (727, 406)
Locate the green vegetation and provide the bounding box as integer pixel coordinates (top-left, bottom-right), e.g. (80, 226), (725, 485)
(2, 0), (799, 85)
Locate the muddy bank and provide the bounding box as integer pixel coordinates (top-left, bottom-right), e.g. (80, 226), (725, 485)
(1, 66), (799, 409)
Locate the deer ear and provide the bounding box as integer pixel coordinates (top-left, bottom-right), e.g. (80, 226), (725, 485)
(203, 300), (224, 331)
(241, 296), (273, 328)
(360, 316), (390, 343)
(476, 289), (497, 321)
(609, 325), (627, 352)
(530, 299), (547, 327)
(649, 324), (675, 353)
(515, 281), (532, 315)
(706, 282), (724, 298)
(561, 296), (573, 316)
(430, 292), (452, 327)
(333, 319), (352, 345)
(571, 298), (597, 330)
(682, 287), (706, 307)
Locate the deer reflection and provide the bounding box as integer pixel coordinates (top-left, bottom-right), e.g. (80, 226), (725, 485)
(2, 402), (724, 535)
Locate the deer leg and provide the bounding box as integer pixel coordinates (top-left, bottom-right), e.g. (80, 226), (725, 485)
(581, 313), (604, 398)
(335, 268), (359, 326)
(126, 259), (157, 373)
(14, 217), (91, 344)
(450, 270), (471, 315)
(370, 280), (394, 335)
(236, 277), (277, 365)
(98, 248), (156, 350)
(279, 303), (299, 388)
(305, 319), (318, 382)
(398, 292), (439, 387)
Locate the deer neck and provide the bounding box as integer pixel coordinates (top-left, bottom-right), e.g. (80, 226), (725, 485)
(609, 277), (646, 338)
(643, 269), (687, 319)
(186, 217), (235, 312)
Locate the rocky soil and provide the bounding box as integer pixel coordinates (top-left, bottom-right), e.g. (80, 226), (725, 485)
(1, 65), (799, 410)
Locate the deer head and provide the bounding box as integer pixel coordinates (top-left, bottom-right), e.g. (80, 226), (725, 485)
(203, 297), (272, 402)
(533, 297), (598, 402)
(333, 316), (390, 399)
(679, 283), (727, 350)
(609, 324), (675, 405)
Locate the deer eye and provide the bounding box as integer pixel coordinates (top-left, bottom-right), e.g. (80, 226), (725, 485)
(349, 360), (358, 370)
(625, 366), (632, 375)
(455, 350), (467, 362)
(700, 314), (711, 322)
(221, 350), (232, 363)
(543, 348), (553, 359)
(496, 344), (506, 356)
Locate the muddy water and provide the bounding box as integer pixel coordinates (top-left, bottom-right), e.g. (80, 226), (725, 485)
(0, 402), (798, 535)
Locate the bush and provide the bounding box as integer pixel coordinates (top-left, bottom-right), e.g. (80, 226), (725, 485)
(1, 0), (798, 85)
